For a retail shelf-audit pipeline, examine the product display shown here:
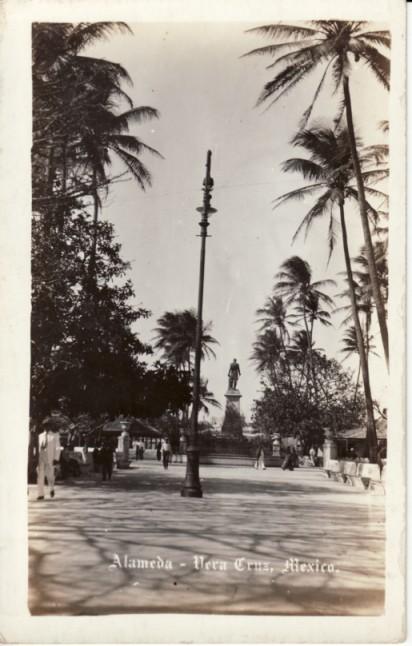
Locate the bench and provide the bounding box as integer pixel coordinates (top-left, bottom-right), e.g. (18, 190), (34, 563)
(324, 460), (385, 492)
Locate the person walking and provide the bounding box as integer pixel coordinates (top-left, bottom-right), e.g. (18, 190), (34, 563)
(156, 440), (162, 462)
(281, 446), (295, 471)
(100, 441), (115, 482)
(139, 439), (145, 460)
(161, 437), (170, 470)
(309, 446), (316, 467)
(254, 443), (266, 470)
(93, 446), (101, 472)
(37, 418), (61, 500)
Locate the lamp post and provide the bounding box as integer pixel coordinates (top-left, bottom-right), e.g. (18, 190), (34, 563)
(181, 150), (216, 498)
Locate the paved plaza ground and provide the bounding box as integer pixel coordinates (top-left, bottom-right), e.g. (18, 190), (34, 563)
(28, 461), (385, 616)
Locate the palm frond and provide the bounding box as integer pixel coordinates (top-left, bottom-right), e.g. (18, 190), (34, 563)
(246, 23), (319, 41)
(272, 182), (324, 209)
(264, 41), (326, 71)
(257, 60), (314, 106)
(357, 30), (391, 48)
(281, 157), (325, 181)
(108, 134), (163, 158)
(68, 23), (132, 54)
(113, 106), (160, 134)
(292, 190), (331, 242)
(241, 38), (317, 59)
(299, 56), (336, 128)
(359, 44), (390, 90)
(112, 145), (152, 190)
(327, 211), (339, 264)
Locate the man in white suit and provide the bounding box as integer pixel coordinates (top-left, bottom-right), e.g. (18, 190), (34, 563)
(37, 418), (61, 500)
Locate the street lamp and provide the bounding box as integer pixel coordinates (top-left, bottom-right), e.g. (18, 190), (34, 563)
(181, 150), (217, 498)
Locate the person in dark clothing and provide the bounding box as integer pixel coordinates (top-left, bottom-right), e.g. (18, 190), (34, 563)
(161, 437), (170, 469)
(156, 440), (162, 462)
(93, 446), (101, 472)
(377, 440), (387, 474)
(281, 446), (296, 471)
(100, 442), (115, 481)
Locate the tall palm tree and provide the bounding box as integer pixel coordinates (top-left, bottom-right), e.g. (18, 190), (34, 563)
(275, 126), (380, 457)
(33, 22), (162, 279)
(80, 103), (162, 281)
(244, 20), (390, 364)
(32, 22), (133, 201)
(153, 309), (218, 374)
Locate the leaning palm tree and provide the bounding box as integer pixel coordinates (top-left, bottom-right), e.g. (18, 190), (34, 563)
(244, 20), (390, 364)
(153, 309), (218, 374)
(275, 126), (381, 457)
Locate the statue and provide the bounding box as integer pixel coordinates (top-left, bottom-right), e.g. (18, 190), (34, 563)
(228, 358), (241, 390)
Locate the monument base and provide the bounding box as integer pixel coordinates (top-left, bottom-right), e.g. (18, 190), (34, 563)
(222, 387), (243, 436)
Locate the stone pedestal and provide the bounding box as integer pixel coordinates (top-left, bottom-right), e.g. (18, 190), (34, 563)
(117, 430), (131, 468)
(221, 388), (243, 436)
(323, 428), (337, 468)
(225, 388), (241, 413)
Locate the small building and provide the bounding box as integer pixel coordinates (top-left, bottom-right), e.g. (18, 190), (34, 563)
(336, 418), (387, 457)
(102, 417), (161, 449)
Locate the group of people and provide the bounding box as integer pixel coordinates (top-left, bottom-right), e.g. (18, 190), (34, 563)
(92, 441), (116, 481)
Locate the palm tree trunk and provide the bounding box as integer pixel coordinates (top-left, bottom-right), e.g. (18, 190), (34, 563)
(88, 169), (99, 283)
(59, 139), (68, 233)
(343, 76), (389, 367)
(280, 331), (294, 392)
(302, 308), (315, 400)
(339, 201), (377, 461)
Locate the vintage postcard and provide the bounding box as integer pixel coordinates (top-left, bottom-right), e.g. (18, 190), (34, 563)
(0, 0), (406, 642)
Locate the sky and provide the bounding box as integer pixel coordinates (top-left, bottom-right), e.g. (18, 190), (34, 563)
(88, 22), (389, 422)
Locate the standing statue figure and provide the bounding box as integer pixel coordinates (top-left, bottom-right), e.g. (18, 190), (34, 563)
(228, 358), (241, 390)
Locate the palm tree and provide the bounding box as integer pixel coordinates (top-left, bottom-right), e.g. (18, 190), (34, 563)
(80, 103), (162, 281)
(274, 256), (334, 397)
(250, 328), (284, 389)
(255, 295), (293, 384)
(32, 23), (133, 202)
(199, 380), (222, 415)
(244, 20), (390, 364)
(33, 22), (162, 280)
(340, 325), (377, 407)
(153, 309), (218, 374)
(353, 241), (388, 311)
(154, 310), (219, 430)
(256, 295), (290, 342)
(275, 126), (381, 458)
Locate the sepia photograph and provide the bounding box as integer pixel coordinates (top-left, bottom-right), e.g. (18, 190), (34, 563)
(0, 0), (406, 642)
